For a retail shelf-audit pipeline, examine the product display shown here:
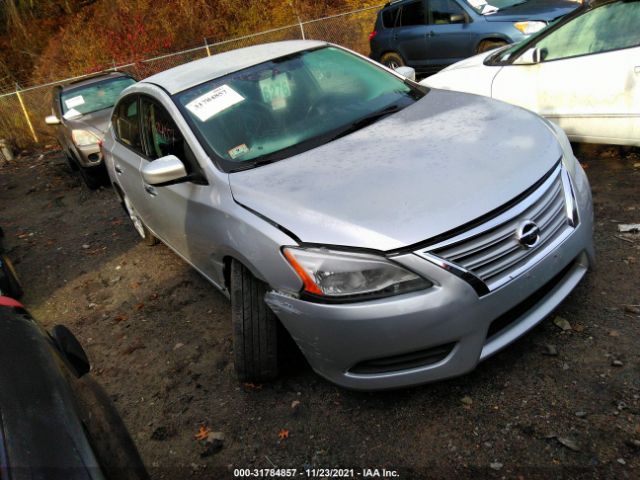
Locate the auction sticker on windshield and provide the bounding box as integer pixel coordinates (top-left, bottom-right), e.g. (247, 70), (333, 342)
(186, 85), (245, 122)
(65, 95), (85, 109)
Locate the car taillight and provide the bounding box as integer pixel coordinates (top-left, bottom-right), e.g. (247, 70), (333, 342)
(368, 30), (378, 42)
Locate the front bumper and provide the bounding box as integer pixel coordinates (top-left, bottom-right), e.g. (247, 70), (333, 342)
(267, 165), (594, 390)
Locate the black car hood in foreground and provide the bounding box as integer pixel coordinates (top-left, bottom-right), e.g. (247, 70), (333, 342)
(230, 89), (563, 251)
(484, 0), (579, 22)
(0, 305), (102, 480)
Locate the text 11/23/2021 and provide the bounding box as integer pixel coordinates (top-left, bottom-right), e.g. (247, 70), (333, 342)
(233, 468), (400, 478)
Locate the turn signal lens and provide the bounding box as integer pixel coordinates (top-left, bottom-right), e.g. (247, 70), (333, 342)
(514, 21), (546, 35)
(283, 247), (432, 299)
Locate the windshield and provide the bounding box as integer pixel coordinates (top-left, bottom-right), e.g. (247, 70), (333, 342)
(175, 46), (425, 172)
(61, 76), (135, 116)
(465, 0), (528, 14)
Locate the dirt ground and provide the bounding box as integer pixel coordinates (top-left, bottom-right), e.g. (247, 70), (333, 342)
(0, 144), (638, 479)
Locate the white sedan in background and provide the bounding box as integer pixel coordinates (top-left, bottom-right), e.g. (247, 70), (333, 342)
(420, 0), (640, 146)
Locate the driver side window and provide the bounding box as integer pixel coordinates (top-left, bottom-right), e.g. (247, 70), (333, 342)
(140, 98), (201, 176)
(536, 1), (640, 62)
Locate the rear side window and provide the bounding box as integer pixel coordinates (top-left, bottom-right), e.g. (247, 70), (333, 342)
(113, 96), (143, 152)
(399, 0), (427, 26)
(382, 7), (399, 27)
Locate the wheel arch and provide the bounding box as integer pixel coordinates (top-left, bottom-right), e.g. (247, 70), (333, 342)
(475, 35), (511, 53)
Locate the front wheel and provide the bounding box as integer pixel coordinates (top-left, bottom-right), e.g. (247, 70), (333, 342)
(122, 194), (158, 246)
(380, 52), (405, 70)
(230, 260), (279, 382)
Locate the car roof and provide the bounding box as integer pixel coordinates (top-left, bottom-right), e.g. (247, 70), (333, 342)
(142, 40), (328, 95)
(60, 71), (133, 92)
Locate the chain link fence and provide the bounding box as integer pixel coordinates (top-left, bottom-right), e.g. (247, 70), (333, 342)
(0, 5), (380, 152)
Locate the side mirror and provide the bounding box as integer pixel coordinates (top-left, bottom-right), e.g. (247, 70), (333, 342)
(513, 47), (541, 65)
(395, 66), (416, 82)
(51, 325), (91, 377)
(142, 155), (188, 186)
(45, 115), (61, 125)
(450, 13), (466, 23)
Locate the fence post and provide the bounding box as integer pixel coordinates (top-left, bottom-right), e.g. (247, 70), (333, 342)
(204, 38), (212, 57)
(15, 84), (38, 144)
(288, 1), (305, 39)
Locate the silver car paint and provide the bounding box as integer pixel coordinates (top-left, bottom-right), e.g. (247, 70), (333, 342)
(267, 159), (594, 389)
(143, 40), (328, 95)
(103, 41), (594, 389)
(229, 89), (563, 251)
(104, 82), (303, 294)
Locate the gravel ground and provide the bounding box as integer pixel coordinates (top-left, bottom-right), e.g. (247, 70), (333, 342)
(0, 144), (638, 479)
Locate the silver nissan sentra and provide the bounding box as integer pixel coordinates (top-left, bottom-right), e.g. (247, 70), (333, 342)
(103, 40), (594, 390)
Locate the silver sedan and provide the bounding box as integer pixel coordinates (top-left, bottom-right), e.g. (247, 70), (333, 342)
(103, 40), (594, 390)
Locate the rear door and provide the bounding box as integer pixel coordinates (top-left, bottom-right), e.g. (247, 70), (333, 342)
(393, 0), (431, 67)
(492, 0), (640, 144)
(110, 95), (148, 216)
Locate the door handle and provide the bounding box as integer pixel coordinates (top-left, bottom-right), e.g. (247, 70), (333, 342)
(144, 185), (157, 196)
(114, 164), (123, 174)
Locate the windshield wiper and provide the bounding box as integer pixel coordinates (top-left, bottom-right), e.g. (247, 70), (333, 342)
(230, 104), (403, 172)
(328, 104), (402, 142)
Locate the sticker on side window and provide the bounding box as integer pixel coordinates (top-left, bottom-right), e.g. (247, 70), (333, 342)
(65, 95), (85, 109)
(259, 73), (291, 110)
(185, 85), (245, 122)
(228, 144), (249, 159)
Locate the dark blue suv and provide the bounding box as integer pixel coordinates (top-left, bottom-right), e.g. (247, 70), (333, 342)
(369, 0), (580, 74)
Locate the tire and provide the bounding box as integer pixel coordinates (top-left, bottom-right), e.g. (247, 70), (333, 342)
(122, 194), (158, 246)
(477, 39), (508, 54)
(380, 52), (405, 70)
(0, 254), (23, 299)
(230, 259), (279, 382)
(66, 153), (79, 171)
(73, 376), (150, 480)
(79, 165), (105, 190)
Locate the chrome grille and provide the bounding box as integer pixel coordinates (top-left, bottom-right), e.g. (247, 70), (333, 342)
(418, 163), (577, 293)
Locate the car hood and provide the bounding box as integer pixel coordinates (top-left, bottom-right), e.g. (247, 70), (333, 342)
(229, 89), (562, 251)
(484, 0), (579, 22)
(65, 107), (112, 137)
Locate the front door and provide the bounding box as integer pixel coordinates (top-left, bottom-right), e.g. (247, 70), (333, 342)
(492, 0), (640, 144)
(137, 96), (217, 278)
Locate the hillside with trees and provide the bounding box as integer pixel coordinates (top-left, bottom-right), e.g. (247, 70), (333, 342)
(0, 0), (376, 90)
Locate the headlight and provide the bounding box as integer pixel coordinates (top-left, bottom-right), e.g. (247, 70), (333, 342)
(72, 129), (100, 147)
(514, 21), (546, 35)
(283, 247), (432, 300)
(540, 117), (577, 176)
